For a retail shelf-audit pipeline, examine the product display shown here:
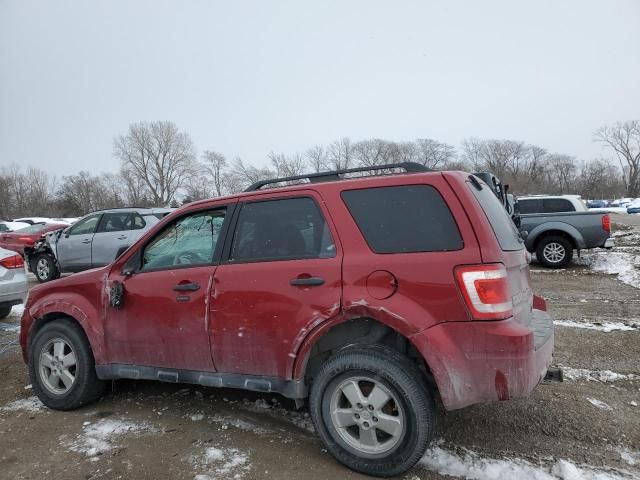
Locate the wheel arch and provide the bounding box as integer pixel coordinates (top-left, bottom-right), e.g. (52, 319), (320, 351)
(527, 224), (582, 251)
(293, 316), (438, 396)
(27, 303), (105, 365)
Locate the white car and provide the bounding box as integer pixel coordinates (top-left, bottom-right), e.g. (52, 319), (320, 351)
(0, 221), (31, 232)
(0, 246), (27, 319)
(517, 194), (588, 214)
(13, 217), (68, 226)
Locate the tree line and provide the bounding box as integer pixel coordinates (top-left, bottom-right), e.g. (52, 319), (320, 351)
(1, 119), (638, 219)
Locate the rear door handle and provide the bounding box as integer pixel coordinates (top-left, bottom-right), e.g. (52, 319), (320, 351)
(173, 282), (200, 292)
(116, 235), (128, 240)
(290, 276), (325, 286)
(81, 239), (91, 244)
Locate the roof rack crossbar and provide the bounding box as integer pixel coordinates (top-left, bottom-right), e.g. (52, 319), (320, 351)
(244, 162), (431, 192)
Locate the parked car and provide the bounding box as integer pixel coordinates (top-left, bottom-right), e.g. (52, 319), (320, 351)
(26, 208), (173, 283)
(0, 247), (27, 319)
(0, 223), (69, 255)
(627, 200), (640, 214)
(587, 199), (607, 208)
(20, 163), (554, 476)
(0, 221), (30, 232)
(517, 195), (613, 268)
(12, 217), (67, 226)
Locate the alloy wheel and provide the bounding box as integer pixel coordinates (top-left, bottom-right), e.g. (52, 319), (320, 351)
(542, 242), (565, 264)
(329, 376), (405, 456)
(38, 338), (77, 395)
(36, 258), (50, 280)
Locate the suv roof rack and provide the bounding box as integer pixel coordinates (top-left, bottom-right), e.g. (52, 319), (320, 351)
(244, 162), (431, 192)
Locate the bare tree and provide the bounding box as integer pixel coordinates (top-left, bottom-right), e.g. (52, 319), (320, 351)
(545, 154), (576, 194)
(268, 152), (306, 177)
(113, 121), (196, 205)
(415, 138), (456, 169)
(202, 150), (228, 197)
(305, 145), (328, 172)
(353, 139), (392, 167)
(594, 120), (640, 197)
(230, 157), (273, 190)
(327, 137), (355, 170)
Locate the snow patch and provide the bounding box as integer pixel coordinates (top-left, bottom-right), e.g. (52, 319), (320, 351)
(561, 367), (639, 383)
(420, 443), (629, 480)
(618, 448), (639, 467)
(66, 419), (152, 457)
(588, 252), (640, 289)
(587, 398), (613, 411)
(1, 396), (45, 413)
(192, 446), (251, 479)
(554, 320), (636, 332)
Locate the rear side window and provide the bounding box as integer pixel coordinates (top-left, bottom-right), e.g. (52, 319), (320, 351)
(341, 185), (463, 253)
(230, 197), (335, 262)
(542, 198), (575, 213)
(469, 180), (523, 251)
(518, 198), (542, 214)
(97, 212), (130, 233)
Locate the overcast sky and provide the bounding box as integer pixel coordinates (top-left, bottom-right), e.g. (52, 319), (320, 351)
(1, 0), (639, 177)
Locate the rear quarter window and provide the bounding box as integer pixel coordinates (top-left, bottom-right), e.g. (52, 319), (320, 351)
(341, 185), (463, 253)
(469, 180), (523, 251)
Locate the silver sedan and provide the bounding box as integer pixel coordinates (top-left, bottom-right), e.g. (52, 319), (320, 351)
(0, 247), (27, 319)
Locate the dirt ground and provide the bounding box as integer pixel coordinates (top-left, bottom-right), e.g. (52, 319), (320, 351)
(1, 214), (639, 480)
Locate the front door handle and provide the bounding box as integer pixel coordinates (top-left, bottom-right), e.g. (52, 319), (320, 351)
(173, 282), (200, 292)
(81, 239), (91, 244)
(290, 276), (325, 287)
(117, 235), (128, 240)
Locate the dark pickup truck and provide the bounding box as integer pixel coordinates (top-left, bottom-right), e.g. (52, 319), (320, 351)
(517, 195), (613, 268)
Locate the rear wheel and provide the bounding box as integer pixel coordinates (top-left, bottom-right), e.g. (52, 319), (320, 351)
(34, 253), (60, 283)
(29, 319), (106, 410)
(536, 235), (573, 268)
(310, 345), (435, 477)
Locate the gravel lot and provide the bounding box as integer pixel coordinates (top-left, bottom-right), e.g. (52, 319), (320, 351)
(1, 214), (638, 480)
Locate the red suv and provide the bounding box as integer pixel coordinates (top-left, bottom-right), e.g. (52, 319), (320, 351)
(20, 164), (554, 476)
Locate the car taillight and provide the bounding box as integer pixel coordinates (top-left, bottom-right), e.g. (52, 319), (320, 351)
(601, 214), (610, 233)
(18, 237), (33, 242)
(454, 263), (513, 320)
(0, 254), (25, 269)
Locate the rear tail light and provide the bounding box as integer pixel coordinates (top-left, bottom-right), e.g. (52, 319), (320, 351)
(0, 254), (25, 269)
(454, 263), (513, 320)
(601, 214), (610, 233)
(17, 237), (33, 242)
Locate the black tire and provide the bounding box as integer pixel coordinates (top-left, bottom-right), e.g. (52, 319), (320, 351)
(33, 253), (60, 283)
(536, 235), (573, 268)
(29, 318), (106, 410)
(310, 344), (435, 477)
(0, 304), (12, 320)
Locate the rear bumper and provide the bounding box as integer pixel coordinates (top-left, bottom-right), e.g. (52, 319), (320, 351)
(411, 309), (554, 410)
(603, 238), (614, 249)
(0, 270), (28, 306)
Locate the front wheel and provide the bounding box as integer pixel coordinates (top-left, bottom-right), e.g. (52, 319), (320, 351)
(29, 319), (106, 410)
(310, 345), (435, 477)
(34, 253), (60, 283)
(536, 235), (573, 268)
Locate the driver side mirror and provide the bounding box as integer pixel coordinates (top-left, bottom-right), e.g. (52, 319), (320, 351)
(121, 249), (142, 276)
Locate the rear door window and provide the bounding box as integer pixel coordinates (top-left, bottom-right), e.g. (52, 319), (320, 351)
(542, 198), (575, 213)
(518, 199), (543, 214)
(468, 180), (523, 251)
(341, 185), (463, 253)
(96, 213), (130, 233)
(229, 197), (335, 262)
